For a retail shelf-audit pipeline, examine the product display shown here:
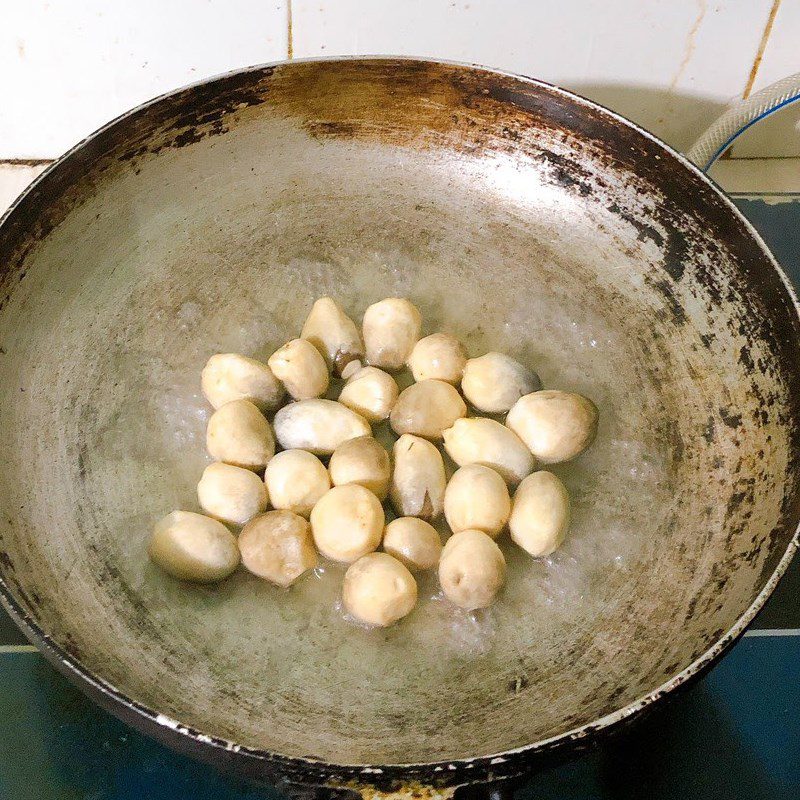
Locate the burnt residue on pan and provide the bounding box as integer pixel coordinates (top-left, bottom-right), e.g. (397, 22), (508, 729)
(0, 59), (798, 793)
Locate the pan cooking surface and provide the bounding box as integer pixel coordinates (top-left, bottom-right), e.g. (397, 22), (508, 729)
(0, 60), (798, 771)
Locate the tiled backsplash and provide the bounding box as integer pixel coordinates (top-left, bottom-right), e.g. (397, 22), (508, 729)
(292, 0), (773, 154)
(1, 0), (797, 160)
(0, 0), (288, 157)
(728, 0), (800, 158)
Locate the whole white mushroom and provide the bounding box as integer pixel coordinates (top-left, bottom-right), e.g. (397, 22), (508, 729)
(264, 449), (330, 518)
(461, 352), (540, 413)
(310, 484), (385, 563)
(362, 298), (422, 371)
(343, 552), (418, 627)
(509, 471), (570, 557)
(328, 436), (391, 500)
(197, 462), (268, 526)
(506, 390), (598, 463)
(201, 353), (284, 411)
(390, 380), (467, 441)
(441, 417), (534, 485)
(407, 333), (467, 384)
(148, 511), (239, 583)
(206, 399), (275, 471)
(383, 517), (442, 572)
(238, 510), (318, 587)
(444, 465), (510, 538)
(438, 529), (506, 610)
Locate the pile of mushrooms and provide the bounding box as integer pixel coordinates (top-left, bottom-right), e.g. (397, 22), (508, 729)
(149, 297), (598, 627)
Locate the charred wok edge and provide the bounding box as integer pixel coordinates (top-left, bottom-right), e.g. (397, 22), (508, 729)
(0, 57), (799, 791)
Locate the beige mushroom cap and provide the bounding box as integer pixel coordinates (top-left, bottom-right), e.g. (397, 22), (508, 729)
(343, 552), (418, 626)
(149, 510), (240, 583)
(438, 529), (506, 610)
(239, 510), (318, 587)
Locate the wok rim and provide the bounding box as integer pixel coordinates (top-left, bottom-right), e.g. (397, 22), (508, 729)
(0, 55), (798, 784)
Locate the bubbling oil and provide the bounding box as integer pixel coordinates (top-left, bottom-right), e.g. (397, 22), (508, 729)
(121, 281), (670, 660)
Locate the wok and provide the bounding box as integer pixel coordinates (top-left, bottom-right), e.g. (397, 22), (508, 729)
(0, 58), (799, 796)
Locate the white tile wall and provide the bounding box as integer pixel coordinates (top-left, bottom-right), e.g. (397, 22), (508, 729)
(0, 0), (288, 159)
(0, 162), (48, 213)
(1, 1), (798, 162)
(730, 0), (800, 158)
(290, 0), (774, 154)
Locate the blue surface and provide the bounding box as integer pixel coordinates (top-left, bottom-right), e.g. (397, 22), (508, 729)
(530, 636), (800, 800)
(0, 653), (273, 800)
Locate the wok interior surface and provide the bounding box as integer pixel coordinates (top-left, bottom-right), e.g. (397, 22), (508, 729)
(0, 60), (798, 768)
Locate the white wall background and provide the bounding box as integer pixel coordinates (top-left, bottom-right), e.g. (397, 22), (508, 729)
(0, 0), (798, 161)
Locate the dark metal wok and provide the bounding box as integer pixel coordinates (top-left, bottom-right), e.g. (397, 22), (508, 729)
(0, 58), (798, 797)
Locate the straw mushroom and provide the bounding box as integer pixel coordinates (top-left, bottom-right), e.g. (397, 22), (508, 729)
(310, 484), (385, 563)
(197, 462), (268, 526)
(148, 511), (239, 583)
(362, 298), (422, 371)
(338, 365), (399, 422)
(444, 465), (511, 538)
(238, 510), (318, 587)
(340, 360), (363, 380)
(328, 436), (391, 500)
(268, 339), (329, 400)
(383, 517), (442, 572)
(407, 333), (467, 384)
(389, 434), (446, 520)
(461, 352), (540, 413)
(273, 399), (370, 456)
(264, 449), (330, 518)
(509, 471), (570, 557)
(206, 399), (275, 471)
(441, 417), (534, 485)
(506, 390), (598, 463)
(300, 296), (364, 376)
(390, 379), (466, 440)
(343, 552), (418, 627)
(438, 529), (506, 610)
(201, 353), (284, 411)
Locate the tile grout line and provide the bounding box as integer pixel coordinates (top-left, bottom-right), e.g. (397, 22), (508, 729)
(0, 158), (53, 167)
(667, 0), (706, 94)
(286, 0), (293, 59)
(742, 0), (782, 99)
(721, 155), (800, 161)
